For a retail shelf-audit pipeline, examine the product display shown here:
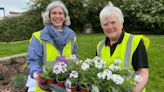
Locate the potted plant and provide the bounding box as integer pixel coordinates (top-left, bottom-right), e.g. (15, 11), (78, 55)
(78, 61), (91, 92)
(65, 71), (79, 92)
(53, 55), (78, 87)
(78, 56), (106, 92)
(41, 64), (56, 84)
(94, 58), (134, 92)
(53, 61), (69, 87)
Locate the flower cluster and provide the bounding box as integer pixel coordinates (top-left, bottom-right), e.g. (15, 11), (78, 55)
(37, 55), (139, 91)
(68, 71), (78, 86)
(53, 62), (67, 74)
(77, 57), (135, 91)
(56, 56), (68, 64)
(77, 56), (106, 90)
(53, 56), (69, 81)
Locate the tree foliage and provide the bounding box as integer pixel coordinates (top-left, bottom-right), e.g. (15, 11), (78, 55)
(23, 0), (164, 33)
(62, 0), (87, 32)
(0, 0), (163, 42)
(120, 0), (164, 33)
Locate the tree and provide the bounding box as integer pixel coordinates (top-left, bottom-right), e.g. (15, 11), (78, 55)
(62, 0), (87, 32)
(120, 0), (164, 33)
(27, 0), (51, 13)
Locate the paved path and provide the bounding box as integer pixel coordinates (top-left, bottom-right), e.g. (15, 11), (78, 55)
(0, 53), (27, 62)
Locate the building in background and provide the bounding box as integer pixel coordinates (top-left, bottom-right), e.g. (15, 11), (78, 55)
(0, 11), (22, 20)
(8, 11), (22, 17)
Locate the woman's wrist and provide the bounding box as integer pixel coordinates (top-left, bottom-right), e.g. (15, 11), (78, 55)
(33, 72), (40, 79)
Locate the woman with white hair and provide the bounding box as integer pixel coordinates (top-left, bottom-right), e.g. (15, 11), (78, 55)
(26, 1), (78, 91)
(97, 1), (149, 92)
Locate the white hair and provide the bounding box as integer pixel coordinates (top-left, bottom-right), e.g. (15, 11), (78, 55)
(42, 0), (71, 26)
(99, 1), (124, 28)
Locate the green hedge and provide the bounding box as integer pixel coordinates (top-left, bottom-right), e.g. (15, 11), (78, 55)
(0, 12), (43, 42)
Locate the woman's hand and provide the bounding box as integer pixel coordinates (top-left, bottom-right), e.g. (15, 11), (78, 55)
(34, 73), (51, 91)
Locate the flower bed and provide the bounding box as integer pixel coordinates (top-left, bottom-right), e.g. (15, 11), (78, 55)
(0, 56), (28, 92)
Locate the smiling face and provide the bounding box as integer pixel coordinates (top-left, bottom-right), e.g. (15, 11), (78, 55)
(50, 6), (65, 29)
(102, 15), (123, 41)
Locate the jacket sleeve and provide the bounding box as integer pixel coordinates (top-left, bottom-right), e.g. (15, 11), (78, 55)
(27, 36), (43, 78)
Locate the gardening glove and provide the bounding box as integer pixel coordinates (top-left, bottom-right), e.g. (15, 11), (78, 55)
(34, 73), (51, 91)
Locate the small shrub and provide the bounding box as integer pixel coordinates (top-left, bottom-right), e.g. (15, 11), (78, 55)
(11, 74), (27, 88)
(0, 72), (4, 81)
(10, 57), (17, 65)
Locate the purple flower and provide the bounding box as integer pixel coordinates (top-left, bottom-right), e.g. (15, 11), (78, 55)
(56, 56), (68, 64)
(62, 59), (68, 64)
(69, 71), (78, 78)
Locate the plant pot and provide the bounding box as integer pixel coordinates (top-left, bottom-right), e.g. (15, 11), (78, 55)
(46, 78), (55, 84)
(80, 86), (88, 92)
(67, 86), (77, 92)
(56, 77), (66, 87)
(56, 80), (65, 87)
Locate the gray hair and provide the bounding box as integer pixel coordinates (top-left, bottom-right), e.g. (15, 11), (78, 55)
(42, 0), (71, 26)
(99, 1), (124, 28)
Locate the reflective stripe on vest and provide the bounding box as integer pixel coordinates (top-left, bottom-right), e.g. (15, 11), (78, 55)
(124, 34), (134, 70)
(97, 39), (105, 57)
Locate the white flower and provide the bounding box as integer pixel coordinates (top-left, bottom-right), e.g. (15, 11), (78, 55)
(81, 62), (90, 71)
(111, 74), (124, 85)
(104, 69), (112, 80)
(53, 62), (67, 74)
(53, 64), (61, 74)
(95, 61), (105, 69)
(69, 71), (78, 78)
(97, 72), (106, 80)
(65, 79), (72, 88)
(97, 72), (102, 79)
(109, 64), (121, 71)
(91, 84), (100, 92)
(69, 54), (77, 60)
(97, 69), (112, 80)
(114, 58), (121, 65)
(59, 62), (67, 67)
(109, 64), (115, 71)
(76, 60), (83, 65)
(114, 65), (121, 71)
(84, 58), (92, 64)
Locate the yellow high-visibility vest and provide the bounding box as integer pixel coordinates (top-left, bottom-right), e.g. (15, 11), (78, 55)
(97, 32), (149, 92)
(31, 31), (76, 92)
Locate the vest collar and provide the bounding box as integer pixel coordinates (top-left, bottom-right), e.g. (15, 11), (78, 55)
(105, 31), (125, 46)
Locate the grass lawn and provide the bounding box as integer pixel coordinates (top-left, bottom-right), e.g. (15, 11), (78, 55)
(0, 33), (163, 91)
(0, 41), (29, 58)
(77, 33), (105, 59)
(146, 35), (164, 92)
